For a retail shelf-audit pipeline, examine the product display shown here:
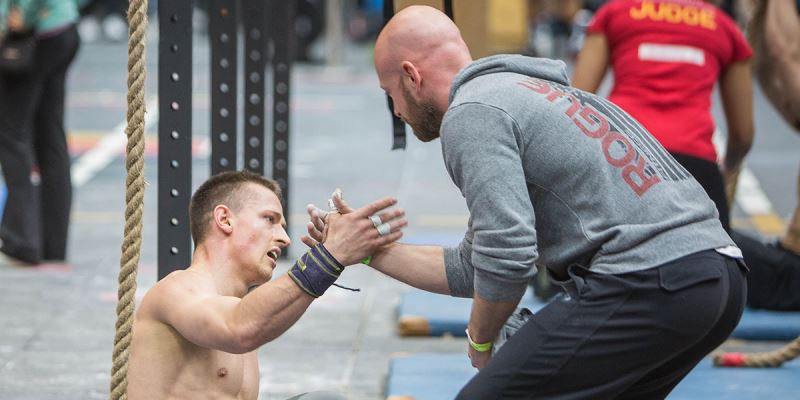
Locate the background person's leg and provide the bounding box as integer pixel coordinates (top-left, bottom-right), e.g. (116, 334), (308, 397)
(32, 26), (80, 261)
(733, 230), (800, 310)
(0, 72), (45, 263)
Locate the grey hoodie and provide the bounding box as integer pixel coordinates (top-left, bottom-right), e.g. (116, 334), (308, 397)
(441, 55), (733, 302)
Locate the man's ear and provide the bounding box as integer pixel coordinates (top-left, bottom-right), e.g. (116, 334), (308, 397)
(401, 61), (422, 90)
(214, 205), (234, 234)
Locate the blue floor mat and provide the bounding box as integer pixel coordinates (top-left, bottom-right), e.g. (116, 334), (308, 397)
(731, 308), (800, 341)
(385, 354), (800, 400)
(396, 290), (545, 336)
(0, 183), (6, 221)
(670, 359), (800, 398)
(397, 291), (800, 340)
(386, 354), (472, 400)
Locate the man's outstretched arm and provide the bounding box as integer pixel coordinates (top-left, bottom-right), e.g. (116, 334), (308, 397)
(153, 197), (406, 354)
(153, 273), (316, 354)
(371, 243), (451, 295)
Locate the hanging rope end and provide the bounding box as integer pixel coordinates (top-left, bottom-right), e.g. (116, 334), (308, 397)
(713, 352), (746, 367)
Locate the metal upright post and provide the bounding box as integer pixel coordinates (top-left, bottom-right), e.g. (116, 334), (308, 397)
(158, 0), (194, 279)
(243, 0), (267, 174)
(325, 0), (345, 65)
(270, 0), (295, 216)
(209, 0), (239, 174)
(444, 0), (453, 19)
(383, 0), (406, 150)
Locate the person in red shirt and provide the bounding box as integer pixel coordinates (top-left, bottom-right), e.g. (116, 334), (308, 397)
(572, 0), (755, 232)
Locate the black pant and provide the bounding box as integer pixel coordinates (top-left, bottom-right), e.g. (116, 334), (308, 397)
(456, 250), (747, 399)
(732, 230), (800, 310)
(670, 153), (730, 232)
(0, 25), (79, 263)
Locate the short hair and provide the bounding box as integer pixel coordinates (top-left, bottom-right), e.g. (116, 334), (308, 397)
(189, 170), (282, 245)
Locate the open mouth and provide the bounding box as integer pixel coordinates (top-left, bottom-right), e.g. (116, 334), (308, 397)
(267, 250), (279, 262)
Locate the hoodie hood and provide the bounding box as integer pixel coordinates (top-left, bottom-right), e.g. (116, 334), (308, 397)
(448, 55), (570, 104)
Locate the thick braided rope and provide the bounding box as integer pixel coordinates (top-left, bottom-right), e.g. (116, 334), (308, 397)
(725, 167), (740, 212)
(109, 0), (148, 399)
(714, 336), (800, 367)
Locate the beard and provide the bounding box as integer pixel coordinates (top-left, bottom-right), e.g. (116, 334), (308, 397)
(401, 83), (443, 142)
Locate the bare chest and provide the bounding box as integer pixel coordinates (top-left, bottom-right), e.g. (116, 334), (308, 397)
(186, 349), (258, 399)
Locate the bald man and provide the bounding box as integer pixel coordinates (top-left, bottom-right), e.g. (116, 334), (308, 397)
(308, 5), (748, 399)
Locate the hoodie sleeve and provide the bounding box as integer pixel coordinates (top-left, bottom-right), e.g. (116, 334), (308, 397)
(441, 102), (539, 302)
(443, 228), (476, 298)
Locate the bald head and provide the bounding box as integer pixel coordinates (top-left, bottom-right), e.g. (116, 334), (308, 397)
(374, 6), (473, 131)
(375, 6), (470, 73)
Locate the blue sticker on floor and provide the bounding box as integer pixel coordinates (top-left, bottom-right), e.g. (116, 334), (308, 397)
(731, 308), (800, 341)
(670, 358), (800, 399)
(0, 183), (6, 221)
(386, 354), (473, 400)
(398, 289), (800, 340)
(396, 290), (545, 337)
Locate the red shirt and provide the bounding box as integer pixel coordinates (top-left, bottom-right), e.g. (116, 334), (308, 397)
(587, 0), (752, 162)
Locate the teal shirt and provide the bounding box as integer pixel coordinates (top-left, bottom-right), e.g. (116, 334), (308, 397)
(1, 0), (88, 35)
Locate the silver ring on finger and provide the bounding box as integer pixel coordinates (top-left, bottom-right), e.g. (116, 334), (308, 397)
(369, 215), (382, 228)
(327, 198), (338, 213)
(376, 222), (391, 236)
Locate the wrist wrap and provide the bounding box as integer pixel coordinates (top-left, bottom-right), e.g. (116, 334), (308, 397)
(288, 244), (345, 297)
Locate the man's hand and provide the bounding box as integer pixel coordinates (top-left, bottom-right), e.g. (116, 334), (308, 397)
(306, 193), (407, 266)
(301, 203), (331, 247)
(301, 188), (347, 247)
(301, 189), (352, 247)
(468, 344), (492, 370)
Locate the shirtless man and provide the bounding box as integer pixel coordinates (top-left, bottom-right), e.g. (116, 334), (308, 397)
(730, 0), (800, 310)
(126, 170), (406, 399)
(750, 0), (800, 253)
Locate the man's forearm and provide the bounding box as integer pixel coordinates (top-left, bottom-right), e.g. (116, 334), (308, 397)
(371, 243), (450, 295)
(234, 275), (315, 350)
(467, 293), (519, 345)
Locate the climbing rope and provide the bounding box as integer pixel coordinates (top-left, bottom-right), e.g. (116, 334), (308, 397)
(725, 166), (740, 213)
(109, 0), (148, 398)
(714, 336), (800, 368)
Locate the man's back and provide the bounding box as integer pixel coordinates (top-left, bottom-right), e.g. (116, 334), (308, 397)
(442, 55), (733, 280)
(127, 271), (260, 400)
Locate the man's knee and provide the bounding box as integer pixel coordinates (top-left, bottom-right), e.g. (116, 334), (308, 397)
(285, 391), (346, 400)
